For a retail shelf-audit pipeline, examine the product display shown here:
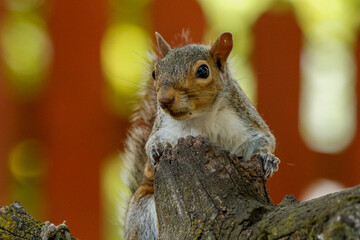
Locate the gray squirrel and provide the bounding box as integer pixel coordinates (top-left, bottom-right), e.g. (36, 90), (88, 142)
(122, 32), (280, 240)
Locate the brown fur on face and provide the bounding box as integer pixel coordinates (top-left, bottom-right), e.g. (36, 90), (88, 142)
(153, 47), (224, 120)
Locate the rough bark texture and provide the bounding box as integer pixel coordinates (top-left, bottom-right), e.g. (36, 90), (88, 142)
(154, 136), (360, 240)
(0, 201), (78, 240)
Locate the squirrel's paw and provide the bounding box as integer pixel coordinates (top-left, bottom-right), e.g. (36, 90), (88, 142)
(252, 149), (280, 179)
(149, 141), (172, 165)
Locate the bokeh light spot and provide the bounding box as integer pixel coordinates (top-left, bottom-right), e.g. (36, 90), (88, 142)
(101, 23), (150, 115)
(0, 13), (52, 99)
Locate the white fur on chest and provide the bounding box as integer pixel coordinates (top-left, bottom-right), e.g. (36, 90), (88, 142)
(158, 107), (250, 155)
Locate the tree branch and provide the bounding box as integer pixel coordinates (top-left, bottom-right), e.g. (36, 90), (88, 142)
(0, 201), (78, 240)
(154, 136), (360, 239)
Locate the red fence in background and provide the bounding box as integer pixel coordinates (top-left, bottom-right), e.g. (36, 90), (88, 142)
(0, 1), (359, 240)
(150, 0), (206, 45)
(254, 12), (360, 203)
(253, 12), (309, 202)
(346, 34), (360, 185)
(41, 0), (125, 239)
(0, 2), (7, 206)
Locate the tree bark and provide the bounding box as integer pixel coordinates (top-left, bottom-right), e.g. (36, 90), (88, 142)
(154, 136), (360, 240)
(0, 201), (78, 240)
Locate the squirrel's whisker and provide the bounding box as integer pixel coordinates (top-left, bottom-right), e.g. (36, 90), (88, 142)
(117, 85), (150, 93)
(185, 89), (207, 94)
(107, 75), (156, 91)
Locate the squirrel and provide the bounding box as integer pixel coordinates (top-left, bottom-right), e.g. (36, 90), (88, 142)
(122, 32), (280, 240)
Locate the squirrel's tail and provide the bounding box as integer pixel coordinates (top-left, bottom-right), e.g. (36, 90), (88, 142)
(117, 52), (158, 235)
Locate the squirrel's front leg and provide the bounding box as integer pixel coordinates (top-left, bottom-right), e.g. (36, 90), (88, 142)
(243, 133), (280, 179)
(145, 135), (172, 165)
(252, 148), (280, 179)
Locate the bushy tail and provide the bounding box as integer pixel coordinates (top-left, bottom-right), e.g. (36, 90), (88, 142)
(117, 54), (158, 236)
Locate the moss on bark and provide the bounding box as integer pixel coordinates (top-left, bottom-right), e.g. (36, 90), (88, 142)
(0, 201), (78, 240)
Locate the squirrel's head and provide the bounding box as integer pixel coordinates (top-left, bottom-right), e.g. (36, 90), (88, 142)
(153, 32), (233, 120)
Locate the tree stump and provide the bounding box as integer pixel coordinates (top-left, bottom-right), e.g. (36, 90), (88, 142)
(154, 136), (360, 239)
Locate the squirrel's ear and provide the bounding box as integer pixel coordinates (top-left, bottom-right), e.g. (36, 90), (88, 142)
(155, 32), (171, 57)
(210, 32), (233, 71)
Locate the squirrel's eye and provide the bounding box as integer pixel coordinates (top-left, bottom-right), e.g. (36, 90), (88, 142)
(196, 64), (209, 79)
(152, 70), (156, 79)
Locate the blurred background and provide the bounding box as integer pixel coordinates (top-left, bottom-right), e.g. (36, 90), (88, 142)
(0, 0), (360, 239)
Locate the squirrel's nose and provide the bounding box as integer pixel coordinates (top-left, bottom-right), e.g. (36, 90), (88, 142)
(158, 87), (176, 109)
(159, 96), (175, 109)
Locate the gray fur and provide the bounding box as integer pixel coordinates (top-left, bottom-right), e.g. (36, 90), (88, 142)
(125, 195), (158, 240)
(123, 33), (279, 240)
(119, 54), (158, 239)
(146, 44), (276, 164)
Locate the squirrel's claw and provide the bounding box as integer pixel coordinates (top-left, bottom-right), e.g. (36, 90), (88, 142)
(252, 149), (280, 179)
(150, 141), (172, 165)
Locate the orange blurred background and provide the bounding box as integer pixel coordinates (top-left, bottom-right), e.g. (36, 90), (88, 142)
(0, 0), (359, 239)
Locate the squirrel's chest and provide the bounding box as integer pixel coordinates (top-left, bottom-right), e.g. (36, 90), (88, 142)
(159, 109), (250, 155)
